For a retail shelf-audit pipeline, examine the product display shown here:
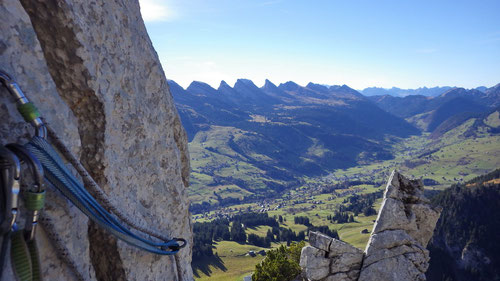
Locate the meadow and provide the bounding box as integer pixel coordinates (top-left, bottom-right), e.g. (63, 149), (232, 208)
(191, 114), (500, 280)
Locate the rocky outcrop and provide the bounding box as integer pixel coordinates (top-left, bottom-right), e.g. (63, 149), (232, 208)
(359, 170), (442, 281)
(300, 232), (363, 281)
(1, 0), (192, 280)
(299, 170), (442, 281)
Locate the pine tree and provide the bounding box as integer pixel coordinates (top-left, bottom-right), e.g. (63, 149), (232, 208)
(252, 242), (304, 281)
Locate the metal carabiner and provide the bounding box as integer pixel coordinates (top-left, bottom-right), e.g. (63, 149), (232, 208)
(6, 144), (45, 241)
(0, 70), (47, 139)
(0, 146), (21, 233)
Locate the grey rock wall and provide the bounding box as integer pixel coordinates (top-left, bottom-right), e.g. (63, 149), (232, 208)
(359, 171), (441, 281)
(1, 1), (93, 280)
(1, 0), (193, 280)
(299, 171), (442, 281)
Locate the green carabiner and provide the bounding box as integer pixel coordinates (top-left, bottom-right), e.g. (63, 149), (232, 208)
(0, 71), (46, 139)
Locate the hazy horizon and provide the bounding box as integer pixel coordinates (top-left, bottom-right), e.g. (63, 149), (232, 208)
(167, 77), (496, 92)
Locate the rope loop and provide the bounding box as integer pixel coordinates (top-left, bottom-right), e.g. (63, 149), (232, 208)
(163, 238), (187, 252)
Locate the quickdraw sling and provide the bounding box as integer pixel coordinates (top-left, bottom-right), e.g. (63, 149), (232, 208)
(1, 143), (46, 281)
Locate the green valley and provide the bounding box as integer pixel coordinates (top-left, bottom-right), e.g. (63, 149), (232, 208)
(170, 79), (500, 280)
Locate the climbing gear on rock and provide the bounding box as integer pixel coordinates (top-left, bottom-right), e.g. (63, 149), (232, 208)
(0, 142), (83, 281)
(1, 70), (186, 277)
(0, 143), (45, 281)
(5, 144), (45, 281)
(26, 136), (184, 254)
(0, 72), (46, 139)
(1, 70), (186, 253)
(0, 146), (21, 279)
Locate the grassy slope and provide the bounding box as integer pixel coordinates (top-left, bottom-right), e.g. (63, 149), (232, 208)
(189, 125), (288, 204)
(193, 190), (381, 280)
(326, 119), (500, 188)
(193, 241), (273, 281)
(190, 116), (500, 205)
(193, 218), (377, 281)
(191, 114), (499, 280)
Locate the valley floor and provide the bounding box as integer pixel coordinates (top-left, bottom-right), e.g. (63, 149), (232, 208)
(192, 207), (379, 281)
(191, 121), (500, 280)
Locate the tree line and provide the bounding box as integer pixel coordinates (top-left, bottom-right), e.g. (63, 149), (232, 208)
(192, 212), (339, 259)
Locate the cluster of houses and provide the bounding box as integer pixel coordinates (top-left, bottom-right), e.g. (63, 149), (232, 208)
(192, 174), (378, 222)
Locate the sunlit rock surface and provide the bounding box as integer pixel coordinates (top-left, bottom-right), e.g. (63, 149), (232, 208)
(299, 170), (442, 281)
(1, 0), (193, 280)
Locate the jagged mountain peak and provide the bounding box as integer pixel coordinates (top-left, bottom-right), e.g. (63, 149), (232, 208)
(167, 79), (182, 88)
(306, 82), (330, 94)
(328, 84), (365, 99)
(439, 87), (486, 101)
(278, 81), (301, 91)
(188, 80), (211, 87)
(235, 78), (258, 89)
(439, 87), (465, 96)
(187, 81), (218, 95)
(166, 79), (185, 92)
(263, 79), (278, 89)
(167, 80), (188, 99)
(262, 79), (294, 99)
(475, 86), (487, 92)
(232, 78), (281, 105)
(218, 80), (238, 95)
(330, 84), (353, 91)
(219, 80), (230, 88)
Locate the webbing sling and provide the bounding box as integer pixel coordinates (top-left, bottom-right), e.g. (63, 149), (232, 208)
(10, 230), (33, 281)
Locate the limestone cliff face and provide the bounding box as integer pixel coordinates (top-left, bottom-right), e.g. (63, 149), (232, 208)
(299, 171), (442, 281)
(0, 0), (193, 280)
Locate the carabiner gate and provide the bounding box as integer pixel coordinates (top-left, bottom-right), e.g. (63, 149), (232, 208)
(6, 144), (45, 241)
(0, 146), (21, 232)
(0, 70), (47, 139)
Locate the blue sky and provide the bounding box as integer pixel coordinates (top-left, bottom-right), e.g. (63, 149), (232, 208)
(139, 0), (500, 90)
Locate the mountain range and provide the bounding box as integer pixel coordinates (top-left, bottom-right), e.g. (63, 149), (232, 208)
(169, 79), (500, 205)
(368, 85), (500, 136)
(360, 86), (489, 97)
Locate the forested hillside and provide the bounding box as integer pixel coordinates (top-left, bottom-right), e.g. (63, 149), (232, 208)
(427, 169), (500, 281)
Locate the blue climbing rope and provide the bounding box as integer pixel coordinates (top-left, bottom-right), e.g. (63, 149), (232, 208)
(25, 136), (184, 255)
(1, 70), (186, 259)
